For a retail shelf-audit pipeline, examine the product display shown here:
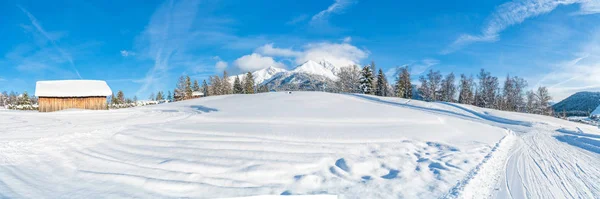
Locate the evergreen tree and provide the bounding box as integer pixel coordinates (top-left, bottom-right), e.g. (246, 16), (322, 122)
(192, 80), (200, 92)
(395, 66), (412, 99)
(233, 76), (243, 94)
(185, 76), (193, 99)
(202, 80), (209, 97)
(19, 91), (31, 105)
(167, 91), (172, 101)
(359, 65), (374, 94)
(375, 69), (387, 96)
(156, 91), (164, 101)
(370, 61), (377, 91)
(210, 76), (221, 96)
(117, 90), (125, 104)
(258, 85), (269, 93)
(244, 72), (255, 94)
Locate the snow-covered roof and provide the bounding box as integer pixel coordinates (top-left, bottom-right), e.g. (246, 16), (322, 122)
(35, 80), (112, 97)
(192, 91), (204, 96)
(592, 104), (600, 116)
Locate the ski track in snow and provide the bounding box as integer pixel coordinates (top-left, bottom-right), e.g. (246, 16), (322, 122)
(1, 92), (599, 198)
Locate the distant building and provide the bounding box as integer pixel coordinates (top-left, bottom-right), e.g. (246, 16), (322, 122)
(35, 80), (112, 112)
(192, 91), (204, 98)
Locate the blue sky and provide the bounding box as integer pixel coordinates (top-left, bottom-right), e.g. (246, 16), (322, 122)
(1, 0), (599, 101)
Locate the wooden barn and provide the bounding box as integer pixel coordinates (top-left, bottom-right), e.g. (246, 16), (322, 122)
(35, 80), (113, 112)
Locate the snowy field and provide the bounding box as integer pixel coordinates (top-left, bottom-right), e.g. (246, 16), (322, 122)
(1, 92), (599, 198)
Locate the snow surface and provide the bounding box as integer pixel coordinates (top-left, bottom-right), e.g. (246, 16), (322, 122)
(1, 92), (599, 198)
(35, 80), (112, 97)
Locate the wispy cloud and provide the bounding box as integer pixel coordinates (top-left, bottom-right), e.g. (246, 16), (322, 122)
(252, 41), (369, 69)
(120, 50), (135, 57)
(536, 30), (600, 101)
(444, 0), (600, 54)
(0, 77), (6, 82)
(134, 0), (200, 96)
(311, 0), (357, 24)
(18, 5), (82, 79)
(286, 14), (309, 25)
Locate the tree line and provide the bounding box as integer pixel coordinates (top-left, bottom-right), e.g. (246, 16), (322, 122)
(171, 71), (269, 102)
(0, 91), (37, 110)
(336, 62), (554, 116)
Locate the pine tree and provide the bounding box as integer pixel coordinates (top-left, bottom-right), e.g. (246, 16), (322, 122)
(185, 76), (193, 99)
(202, 80), (209, 97)
(192, 80), (200, 92)
(244, 72), (255, 94)
(359, 65), (374, 94)
(375, 69), (387, 96)
(395, 66), (412, 99)
(167, 91), (172, 101)
(222, 71), (232, 95)
(117, 90), (125, 104)
(233, 76), (243, 94)
(156, 91), (164, 101)
(370, 61), (377, 91)
(19, 91), (31, 105)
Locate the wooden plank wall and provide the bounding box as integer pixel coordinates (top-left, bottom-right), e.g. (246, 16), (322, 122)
(38, 97), (108, 112)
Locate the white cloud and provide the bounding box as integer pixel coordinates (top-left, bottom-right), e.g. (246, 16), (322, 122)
(286, 14), (309, 25)
(311, 0), (356, 24)
(120, 50), (135, 57)
(410, 59), (440, 75)
(342, 36), (352, 43)
(233, 53), (285, 72)
(254, 42), (368, 68)
(215, 61), (228, 70)
(444, 0), (600, 54)
(255, 44), (301, 57)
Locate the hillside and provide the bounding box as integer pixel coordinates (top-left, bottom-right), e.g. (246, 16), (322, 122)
(552, 92), (600, 116)
(1, 92), (599, 198)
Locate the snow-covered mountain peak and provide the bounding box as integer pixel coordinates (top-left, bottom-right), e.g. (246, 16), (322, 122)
(292, 60), (338, 80)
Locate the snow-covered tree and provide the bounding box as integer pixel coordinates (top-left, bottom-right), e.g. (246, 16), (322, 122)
(375, 69), (389, 96)
(192, 80), (200, 92)
(395, 66), (412, 99)
(221, 71), (232, 95)
(209, 75), (221, 96)
(475, 69), (499, 109)
(419, 70), (442, 101)
(167, 91), (172, 101)
(440, 72), (456, 102)
(233, 76), (243, 94)
(336, 65), (361, 93)
(526, 90), (537, 114)
(359, 65), (374, 94)
(175, 76), (186, 101)
(536, 86), (552, 116)
(458, 74), (475, 105)
(244, 72), (255, 94)
(185, 76), (193, 99)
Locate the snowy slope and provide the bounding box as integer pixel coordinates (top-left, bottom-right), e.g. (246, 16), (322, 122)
(1, 92), (599, 198)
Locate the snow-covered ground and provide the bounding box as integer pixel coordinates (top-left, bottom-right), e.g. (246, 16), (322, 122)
(0, 92), (599, 198)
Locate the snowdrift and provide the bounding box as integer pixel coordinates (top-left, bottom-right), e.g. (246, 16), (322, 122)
(1, 92), (599, 198)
